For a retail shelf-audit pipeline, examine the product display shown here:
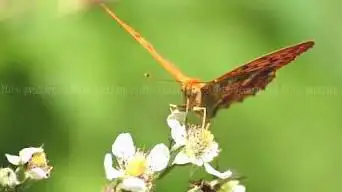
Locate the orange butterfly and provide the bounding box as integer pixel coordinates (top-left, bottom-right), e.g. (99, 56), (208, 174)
(99, 3), (314, 122)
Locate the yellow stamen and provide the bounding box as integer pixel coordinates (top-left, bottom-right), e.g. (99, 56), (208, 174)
(30, 152), (48, 167)
(185, 126), (214, 158)
(125, 153), (147, 177)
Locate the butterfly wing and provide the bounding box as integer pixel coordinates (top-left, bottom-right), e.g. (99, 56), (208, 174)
(201, 41), (314, 118)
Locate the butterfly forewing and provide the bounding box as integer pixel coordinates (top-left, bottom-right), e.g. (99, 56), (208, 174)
(215, 41), (314, 81)
(201, 41), (314, 118)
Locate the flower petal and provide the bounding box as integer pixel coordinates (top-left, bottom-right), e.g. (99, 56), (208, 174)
(204, 163), (232, 179)
(5, 154), (21, 165)
(104, 154), (123, 180)
(170, 124), (186, 150)
(167, 109), (187, 130)
(190, 158), (204, 166)
(120, 177), (147, 192)
(147, 144), (170, 172)
(221, 180), (246, 192)
(201, 142), (220, 163)
(19, 147), (43, 163)
(233, 184), (246, 192)
(26, 168), (49, 180)
(172, 151), (191, 165)
(112, 133), (136, 160)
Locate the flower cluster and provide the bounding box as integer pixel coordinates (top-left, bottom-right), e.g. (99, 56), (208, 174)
(0, 146), (52, 190)
(0, 106), (245, 192)
(103, 106), (246, 192)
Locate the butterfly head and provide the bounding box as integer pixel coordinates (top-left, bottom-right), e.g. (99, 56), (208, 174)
(181, 79), (206, 108)
(181, 79), (200, 95)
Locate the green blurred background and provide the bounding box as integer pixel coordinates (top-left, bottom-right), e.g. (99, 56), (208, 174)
(0, 0), (341, 191)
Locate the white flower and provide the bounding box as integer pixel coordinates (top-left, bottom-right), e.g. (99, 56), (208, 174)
(6, 147), (43, 165)
(104, 133), (170, 192)
(5, 147), (52, 180)
(0, 168), (19, 188)
(220, 180), (246, 192)
(167, 109), (232, 179)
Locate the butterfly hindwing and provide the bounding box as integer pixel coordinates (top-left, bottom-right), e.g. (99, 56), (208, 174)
(201, 41), (314, 118)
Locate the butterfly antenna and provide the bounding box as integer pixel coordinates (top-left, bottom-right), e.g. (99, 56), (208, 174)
(98, 3), (189, 84)
(144, 72), (182, 83)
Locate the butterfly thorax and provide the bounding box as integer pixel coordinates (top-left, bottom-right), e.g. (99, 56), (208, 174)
(181, 79), (206, 109)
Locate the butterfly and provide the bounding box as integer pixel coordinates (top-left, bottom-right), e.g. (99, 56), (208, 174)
(99, 3), (314, 122)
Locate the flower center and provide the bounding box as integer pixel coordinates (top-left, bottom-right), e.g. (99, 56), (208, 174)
(29, 152), (48, 168)
(185, 125), (214, 158)
(125, 152), (147, 177)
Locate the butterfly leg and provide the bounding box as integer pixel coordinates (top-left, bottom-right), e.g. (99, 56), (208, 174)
(169, 104), (178, 112)
(169, 104), (186, 112)
(192, 106), (207, 129)
(186, 98), (190, 113)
